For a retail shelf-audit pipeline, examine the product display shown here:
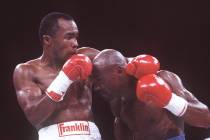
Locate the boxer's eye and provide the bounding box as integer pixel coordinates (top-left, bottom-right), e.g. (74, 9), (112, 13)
(65, 32), (79, 40)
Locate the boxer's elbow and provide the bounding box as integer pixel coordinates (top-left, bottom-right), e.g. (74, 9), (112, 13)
(186, 115), (210, 128)
(183, 104), (210, 128)
(24, 104), (42, 126)
(194, 109), (210, 128)
(198, 115), (210, 128)
(203, 113), (210, 129)
(195, 104), (210, 128)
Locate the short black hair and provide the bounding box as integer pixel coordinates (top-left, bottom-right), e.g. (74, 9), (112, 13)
(39, 12), (74, 42)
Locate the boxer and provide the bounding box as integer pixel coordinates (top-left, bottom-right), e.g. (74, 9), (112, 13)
(92, 49), (210, 140)
(13, 12), (101, 140)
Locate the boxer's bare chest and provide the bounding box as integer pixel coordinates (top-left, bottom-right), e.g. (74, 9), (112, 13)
(32, 64), (92, 109)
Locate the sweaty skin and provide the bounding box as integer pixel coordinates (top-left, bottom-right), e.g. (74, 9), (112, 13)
(13, 17), (100, 130)
(13, 47), (99, 130)
(110, 76), (183, 140)
(93, 49), (210, 140)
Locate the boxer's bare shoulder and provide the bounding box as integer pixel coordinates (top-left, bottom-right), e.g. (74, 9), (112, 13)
(13, 59), (39, 89)
(14, 58), (53, 88)
(157, 70), (199, 102)
(14, 58), (43, 75)
(77, 47), (100, 61)
(13, 58), (56, 115)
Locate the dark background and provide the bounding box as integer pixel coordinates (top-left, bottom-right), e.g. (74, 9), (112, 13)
(1, 0), (210, 140)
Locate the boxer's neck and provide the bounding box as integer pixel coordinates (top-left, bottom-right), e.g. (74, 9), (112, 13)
(40, 51), (64, 71)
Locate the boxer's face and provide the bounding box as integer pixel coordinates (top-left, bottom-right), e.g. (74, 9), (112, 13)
(52, 18), (79, 61)
(93, 65), (125, 100)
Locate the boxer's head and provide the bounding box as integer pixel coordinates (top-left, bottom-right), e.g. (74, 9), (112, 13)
(39, 12), (79, 61)
(93, 49), (133, 100)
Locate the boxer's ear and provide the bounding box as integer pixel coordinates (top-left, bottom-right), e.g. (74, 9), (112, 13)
(43, 35), (52, 46)
(115, 66), (124, 74)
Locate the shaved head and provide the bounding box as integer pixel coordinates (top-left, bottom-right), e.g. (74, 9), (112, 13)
(92, 49), (136, 100)
(93, 49), (127, 69)
(92, 49), (133, 100)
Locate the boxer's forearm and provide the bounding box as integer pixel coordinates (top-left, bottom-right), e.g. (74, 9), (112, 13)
(182, 102), (210, 128)
(157, 70), (210, 128)
(24, 94), (58, 127)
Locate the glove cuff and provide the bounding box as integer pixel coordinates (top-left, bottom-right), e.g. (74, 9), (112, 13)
(46, 71), (73, 102)
(164, 93), (188, 117)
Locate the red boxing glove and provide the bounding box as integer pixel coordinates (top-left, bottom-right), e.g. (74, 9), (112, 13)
(136, 74), (188, 117)
(126, 55), (160, 79)
(62, 54), (92, 80)
(46, 54), (92, 102)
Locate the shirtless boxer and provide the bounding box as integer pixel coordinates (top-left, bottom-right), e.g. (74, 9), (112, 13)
(13, 12), (101, 140)
(92, 49), (210, 140)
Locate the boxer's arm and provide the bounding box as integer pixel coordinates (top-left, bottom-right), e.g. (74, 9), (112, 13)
(13, 64), (63, 128)
(157, 70), (210, 128)
(114, 117), (133, 140)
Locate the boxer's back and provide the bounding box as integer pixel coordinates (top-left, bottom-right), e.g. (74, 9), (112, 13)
(16, 58), (93, 129)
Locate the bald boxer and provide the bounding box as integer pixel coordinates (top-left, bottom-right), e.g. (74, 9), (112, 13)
(13, 12), (101, 140)
(92, 49), (210, 140)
